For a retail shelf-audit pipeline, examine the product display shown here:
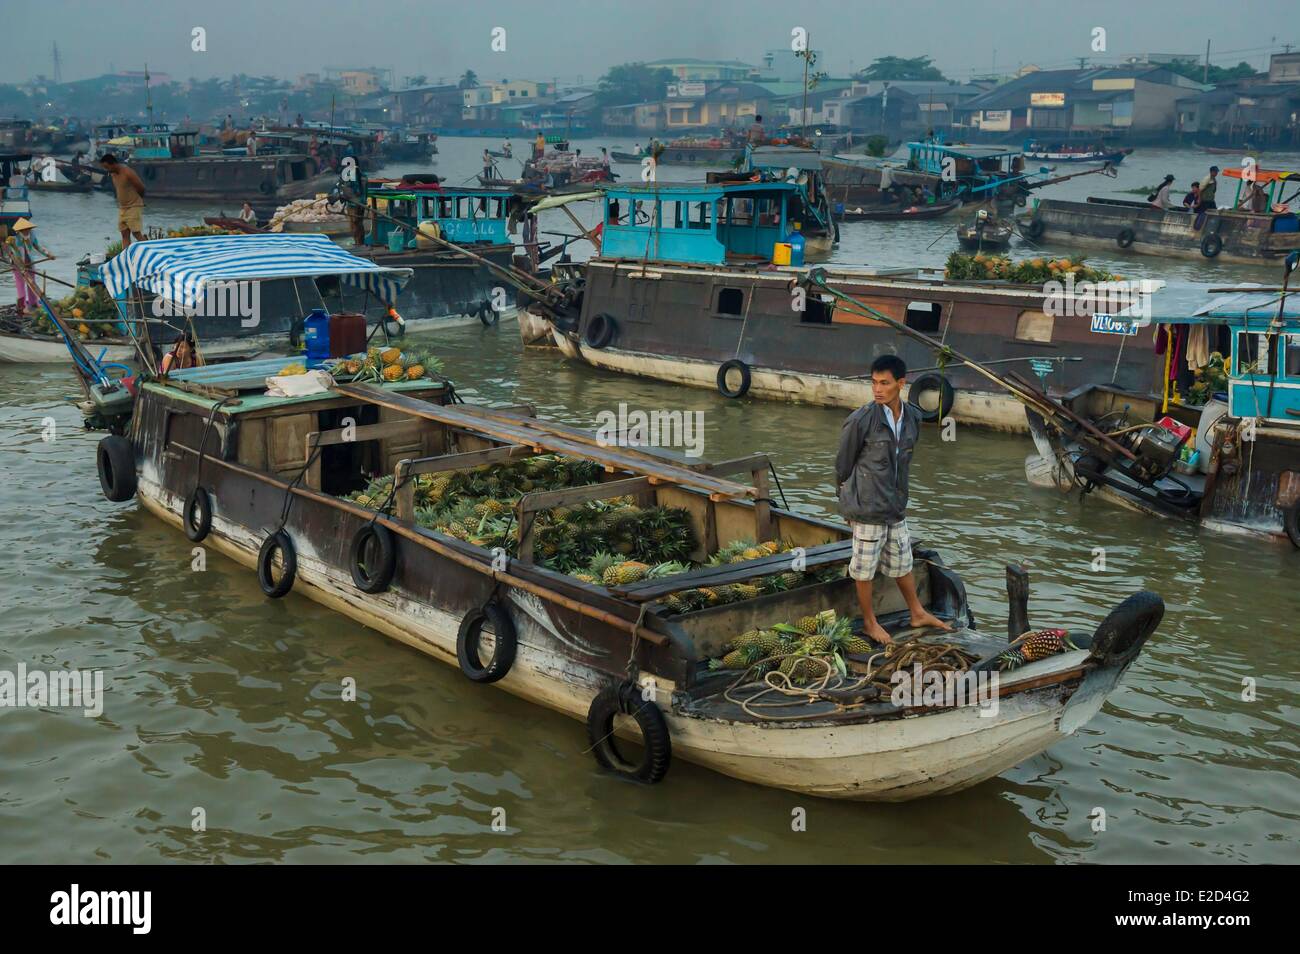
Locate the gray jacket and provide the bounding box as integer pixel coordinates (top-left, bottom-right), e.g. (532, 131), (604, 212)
(835, 401), (920, 525)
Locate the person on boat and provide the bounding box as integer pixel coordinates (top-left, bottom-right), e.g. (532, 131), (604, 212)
(1200, 166), (1219, 209)
(295, 113), (304, 127)
(1148, 174), (1176, 210)
(502, 140), (512, 158)
(835, 354), (952, 646)
(534, 131), (546, 160)
(1240, 181), (1269, 213)
(98, 152), (146, 248)
(246, 132), (258, 157)
(238, 202), (257, 225)
(160, 333), (197, 375)
(6, 219), (55, 319)
(748, 114), (765, 145)
(1182, 181), (1201, 211)
(483, 149), (494, 182)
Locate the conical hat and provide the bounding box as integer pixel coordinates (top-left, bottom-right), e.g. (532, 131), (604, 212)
(12, 218), (36, 231)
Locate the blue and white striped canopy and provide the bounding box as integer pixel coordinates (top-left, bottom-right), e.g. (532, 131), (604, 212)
(100, 233), (412, 308)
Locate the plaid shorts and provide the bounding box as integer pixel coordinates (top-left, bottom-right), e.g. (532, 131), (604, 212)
(849, 519), (913, 581)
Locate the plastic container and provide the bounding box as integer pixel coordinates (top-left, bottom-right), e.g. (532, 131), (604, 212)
(388, 230), (406, 252)
(772, 242), (792, 266)
(328, 312), (366, 358)
(787, 223), (806, 267)
(303, 308), (331, 368)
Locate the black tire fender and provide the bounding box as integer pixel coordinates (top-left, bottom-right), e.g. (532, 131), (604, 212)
(716, 358), (752, 399)
(456, 600), (517, 683)
(584, 312), (616, 349)
(1284, 503), (1300, 550)
(257, 529), (297, 599)
(1024, 218), (1045, 239)
(349, 523), (396, 593)
(96, 435), (137, 502)
(1089, 590), (1164, 669)
(908, 372), (956, 423)
(585, 681), (672, 784)
(1116, 227), (1135, 248)
(1200, 232), (1223, 258)
(478, 299), (499, 327)
(258, 179), (275, 195)
(183, 486), (212, 542)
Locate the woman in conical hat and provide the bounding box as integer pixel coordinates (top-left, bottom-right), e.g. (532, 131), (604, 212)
(7, 218), (55, 318)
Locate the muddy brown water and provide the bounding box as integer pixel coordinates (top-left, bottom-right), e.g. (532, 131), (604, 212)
(0, 138), (1296, 862)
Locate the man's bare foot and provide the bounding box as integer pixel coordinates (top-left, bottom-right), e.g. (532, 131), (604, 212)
(910, 609), (953, 632)
(865, 620), (893, 645)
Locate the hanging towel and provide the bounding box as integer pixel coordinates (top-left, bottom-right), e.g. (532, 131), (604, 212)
(1185, 323), (1210, 371)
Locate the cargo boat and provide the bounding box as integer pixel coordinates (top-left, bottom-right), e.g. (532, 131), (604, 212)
(86, 352), (1163, 800)
(1026, 166), (1300, 263)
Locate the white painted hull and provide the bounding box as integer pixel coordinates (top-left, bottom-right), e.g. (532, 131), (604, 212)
(0, 310), (516, 365)
(549, 330), (1029, 432)
(137, 477), (1115, 801)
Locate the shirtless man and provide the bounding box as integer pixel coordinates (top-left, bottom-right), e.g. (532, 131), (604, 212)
(99, 153), (146, 247)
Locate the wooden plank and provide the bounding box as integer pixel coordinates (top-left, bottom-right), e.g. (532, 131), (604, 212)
(395, 460), (415, 520)
(693, 453), (770, 477)
(517, 476), (653, 513)
(611, 541), (852, 601)
(334, 383), (755, 499)
(305, 418), (422, 451)
(405, 443), (533, 477)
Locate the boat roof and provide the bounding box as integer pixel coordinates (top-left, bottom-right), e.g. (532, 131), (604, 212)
(601, 180), (799, 198)
(1222, 167), (1300, 183)
(1136, 280), (1300, 325)
(908, 142), (1021, 159)
(99, 234), (413, 309)
(749, 145), (823, 170)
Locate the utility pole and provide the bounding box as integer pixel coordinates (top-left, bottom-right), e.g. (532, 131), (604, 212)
(801, 36), (811, 137)
(1204, 40), (1211, 84)
(51, 42), (62, 84)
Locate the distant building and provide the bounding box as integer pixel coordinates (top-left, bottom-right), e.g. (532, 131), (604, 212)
(953, 66), (1203, 139)
(1176, 55), (1300, 146)
(462, 80), (556, 118)
(325, 68), (392, 96)
(758, 49), (823, 83)
(644, 58), (758, 82)
(389, 84), (463, 125)
(840, 81), (984, 138)
(602, 101), (664, 134)
(662, 81), (774, 130)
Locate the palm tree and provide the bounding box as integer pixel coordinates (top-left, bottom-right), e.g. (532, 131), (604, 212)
(458, 70), (479, 90)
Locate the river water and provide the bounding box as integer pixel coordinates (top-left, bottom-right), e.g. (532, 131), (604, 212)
(1, 136), (1297, 863)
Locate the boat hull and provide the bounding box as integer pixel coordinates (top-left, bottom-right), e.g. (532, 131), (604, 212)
(1031, 198), (1300, 263)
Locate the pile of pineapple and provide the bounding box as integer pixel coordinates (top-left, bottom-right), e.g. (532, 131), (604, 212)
(331, 346), (443, 384)
(346, 454), (697, 575)
(654, 538), (844, 615)
(710, 609), (873, 684)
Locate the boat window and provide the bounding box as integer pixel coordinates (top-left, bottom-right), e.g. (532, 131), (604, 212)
(905, 301), (943, 333)
(1016, 310), (1054, 343)
(1237, 332), (1269, 374)
(729, 197), (754, 226)
(689, 201), (710, 230)
(716, 287), (745, 315)
(438, 197), (455, 218)
(663, 201), (683, 229)
(1286, 334), (1300, 378)
(800, 295), (833, 324)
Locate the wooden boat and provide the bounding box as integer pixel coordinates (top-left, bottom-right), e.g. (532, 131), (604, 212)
(1023, 143), (1132, 164)
(522, 182), (1170, 432)
(1204, 145), (1264, 155)
(88, 354), (1163, 800)
(0, 153), (33, 230)
(26, 177), (93, 193)
(203, 215), (264, 234)
(838, 200), (959, 221)
(1027, 165), (1300, 264)
(956, 215), (1015, 249)
(611, 151), (645, 163)
(1024, 282), (1300, 547)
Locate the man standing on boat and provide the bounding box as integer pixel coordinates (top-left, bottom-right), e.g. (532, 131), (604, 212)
(98, 153), (146, 248)
(1200, 166), (1219, 209)
(835, 354), (952, 645)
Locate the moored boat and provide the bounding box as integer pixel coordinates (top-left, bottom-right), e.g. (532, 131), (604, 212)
(1027, 165), (1300, 263)
(87, 348), (1164, 800)
(838, 200), (960, 221)
(1023, 141), (1132, 164)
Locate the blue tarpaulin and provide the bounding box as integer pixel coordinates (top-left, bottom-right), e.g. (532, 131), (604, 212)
(100, 233), (412, 308)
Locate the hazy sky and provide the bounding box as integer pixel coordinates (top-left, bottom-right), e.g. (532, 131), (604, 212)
(4, 0), (1297, 86)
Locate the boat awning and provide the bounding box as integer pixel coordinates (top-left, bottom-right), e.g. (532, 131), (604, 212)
(527, 190), (602, 212)
(1129, 280), (1300, 324)
(100, 234), (413, 308)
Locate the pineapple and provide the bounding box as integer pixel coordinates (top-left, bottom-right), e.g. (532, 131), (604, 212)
(795, 615), (819, 635)
(662, 593), (687, 614)
(602, 561), (650, 587)
(731, 583), (762, 601)
(756, 631), (783, 655)
(815, 609), (838, 630)
(1019, 629), (1074, 663)
(803, 635), (832, 654)
(573, 572), (599, 585)
(741, 547), (763, 561)
(382, 364), (404, 382)
(405, 364), (425, 380)
(732, 630), (763, 649)
(381, 347), (402, 364)
(759, 540), (781, 556)
(710, 644), (762, 670)
(842, 635), (874, 655)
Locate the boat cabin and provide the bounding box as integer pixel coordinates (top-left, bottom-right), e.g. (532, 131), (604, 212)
(129, 128), (200, 160)
(1222, 167), (1300, 219)
(1191, 288), (1300, 425)
(0, 152), (33, 231)
(599, 181), (798, 265)
(905, 142), (1030, 199)
(367, 185), (517, 248)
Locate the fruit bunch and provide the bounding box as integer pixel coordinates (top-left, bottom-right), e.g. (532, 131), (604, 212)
(332, 346), (444, 383)
(708, 609), (857, 684)
(944, 252), (1119, 285)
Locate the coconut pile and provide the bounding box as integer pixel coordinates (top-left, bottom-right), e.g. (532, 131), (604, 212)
(267, 196), (349, 232)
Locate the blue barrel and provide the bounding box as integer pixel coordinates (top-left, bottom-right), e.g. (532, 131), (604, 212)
(303, 308), (331, 368)
(787, 224), (806, 267)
